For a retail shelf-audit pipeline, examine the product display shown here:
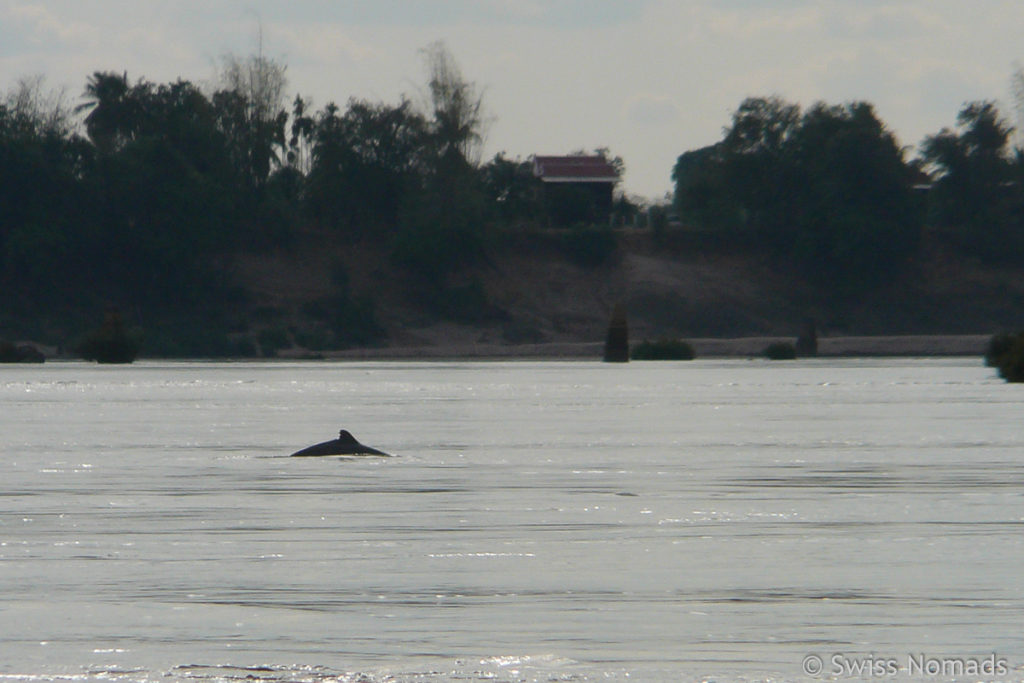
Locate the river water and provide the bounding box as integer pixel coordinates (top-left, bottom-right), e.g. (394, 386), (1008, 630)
(1, 359), (1021, 682)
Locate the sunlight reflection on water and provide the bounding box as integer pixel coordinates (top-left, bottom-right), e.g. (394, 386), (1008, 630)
(1, 359), (1022, 681)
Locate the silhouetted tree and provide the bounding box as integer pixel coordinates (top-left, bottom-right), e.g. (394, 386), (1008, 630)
(785, 101), (920, 286)
(920, 102), (1022, 260)
(720, 96), (801, 239)
(481, 153), (542, 223)
(672, 143), (740, 229)
(391, 43), (490, 308)
(672, 96), (921, 292)
(421, 40), (486, 168)
(76, 71), (137, 154)
(214, 51), (289, 192)
(306, 97), (428, 233)
(1, 78), (93, 307)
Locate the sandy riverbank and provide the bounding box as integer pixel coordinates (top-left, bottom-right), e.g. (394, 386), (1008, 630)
(316, 335), (992, 361)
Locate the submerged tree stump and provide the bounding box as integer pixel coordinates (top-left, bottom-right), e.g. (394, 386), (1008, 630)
(603, 302), (629, 363)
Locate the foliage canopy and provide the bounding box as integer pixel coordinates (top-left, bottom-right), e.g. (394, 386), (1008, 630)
(674, 96), (922, 294)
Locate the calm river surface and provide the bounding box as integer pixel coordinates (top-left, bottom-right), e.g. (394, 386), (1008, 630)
(1, 359), (1022, 682)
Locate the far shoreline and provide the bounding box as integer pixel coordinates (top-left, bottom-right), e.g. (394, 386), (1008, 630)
(311, 334), (992, 361)
(8, 334), (993, 363)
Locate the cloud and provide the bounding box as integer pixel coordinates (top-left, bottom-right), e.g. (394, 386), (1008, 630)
(267, 0), (645, 28)
(6, 2), (96, 44)
(275, 25), (377, 66)
(4, 0), (1024, 198)
(625, 94), (681, 127)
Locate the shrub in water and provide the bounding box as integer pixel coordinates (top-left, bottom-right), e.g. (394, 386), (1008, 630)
(77, 310), (141, 363)
(763, 341), (797, 360)
(631, 338), (696, 360)
(987, 331), (1024, 382)
(985, 332), (1015, 367)
(0, 340), (45, 363)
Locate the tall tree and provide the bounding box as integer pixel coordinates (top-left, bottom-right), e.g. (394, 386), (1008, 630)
(421, 41), (486, 169)
(721, 96), (802, 238)
(673, 96), (921, 292)
(214, 49), (289, 192)
(723, 95), (800, 156)
(786, 101), (920, 286)
(921, 101), (1013, 224)
(388, 44), (491, 316)
(2, 78), (94, 307)
(306, 97), (428, 233)
(921, 101), (1021, 260)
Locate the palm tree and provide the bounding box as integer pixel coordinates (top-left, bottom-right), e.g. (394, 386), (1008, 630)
(76, 71), (134, 154)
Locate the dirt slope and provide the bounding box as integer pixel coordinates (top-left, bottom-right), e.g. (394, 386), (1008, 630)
(228, 229), (1024, 355)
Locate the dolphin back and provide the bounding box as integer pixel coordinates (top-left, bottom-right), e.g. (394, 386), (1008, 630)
(290, 430), (390, 457)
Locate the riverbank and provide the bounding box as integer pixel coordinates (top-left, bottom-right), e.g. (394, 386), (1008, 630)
(9, 226), (1024, 360)
(224, 229), (1024, 363)
(314, 334), (991, 361)
(3, 334), (991, 362)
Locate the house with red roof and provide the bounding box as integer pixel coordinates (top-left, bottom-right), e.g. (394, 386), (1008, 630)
(532, 154), (620, 225)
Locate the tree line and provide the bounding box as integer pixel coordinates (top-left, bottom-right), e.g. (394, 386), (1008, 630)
(3, 45), (1024, 353)
(2, 44), (584, 352)
(672, 93), (1024, 295)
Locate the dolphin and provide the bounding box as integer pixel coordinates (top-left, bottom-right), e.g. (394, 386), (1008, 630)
(290, 429), (390, 457)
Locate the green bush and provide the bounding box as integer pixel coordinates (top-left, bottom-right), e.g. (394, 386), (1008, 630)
(631, 338), (696, 360)
(763, 341), (797, 360)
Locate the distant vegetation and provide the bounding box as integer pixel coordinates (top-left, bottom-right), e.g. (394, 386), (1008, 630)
(673, 95), (1024, 295)
(2, 48), (1024, 356)
(0, 44), (635, 356)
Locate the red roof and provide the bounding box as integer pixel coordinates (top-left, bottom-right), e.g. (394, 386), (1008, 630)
(533, 155), (620, 183)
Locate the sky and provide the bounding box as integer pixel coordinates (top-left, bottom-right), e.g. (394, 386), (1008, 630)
(2, 0), (1023, 200)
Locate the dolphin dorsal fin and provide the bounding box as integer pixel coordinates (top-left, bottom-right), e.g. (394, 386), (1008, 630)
(337, 430), (358, 443)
